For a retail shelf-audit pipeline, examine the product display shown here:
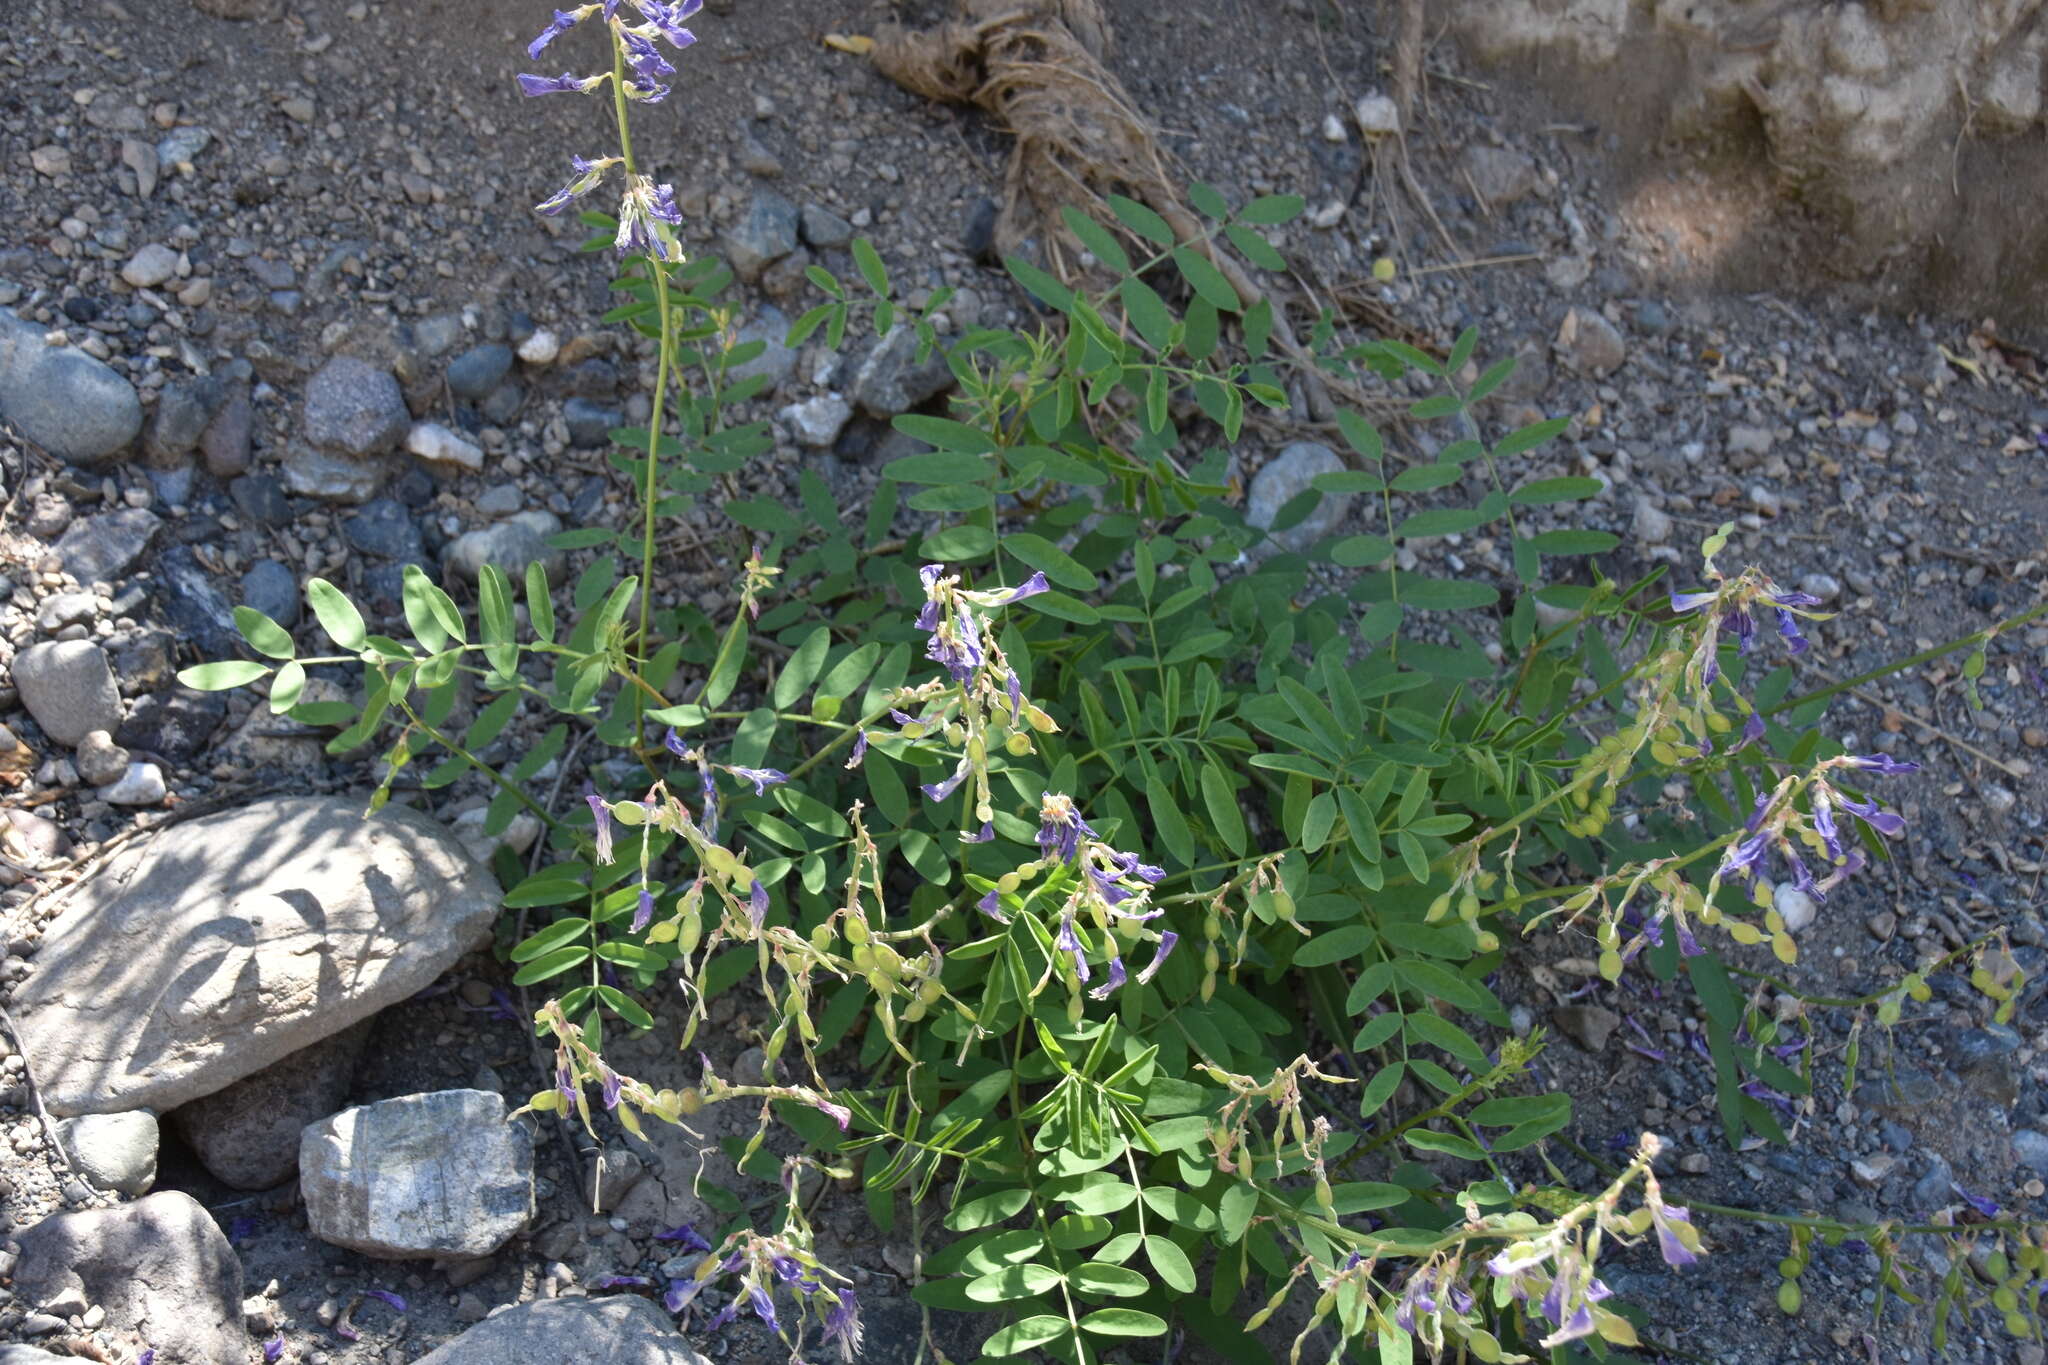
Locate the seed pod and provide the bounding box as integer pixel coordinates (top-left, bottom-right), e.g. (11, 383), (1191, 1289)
(677, 1087), (705, 1116)
(1066, 993), (1084, 1025)
(997, 872), (1020, 894)
(1005, 732), (1032, 756)
(677, 914), (703, 955)
(1776, 1280), (1801, 1315)
(845, 917), (870, 945)
(647, 919), (680, 945)
(900, 998), (928, 1023)
(918, 977), (945, 1005)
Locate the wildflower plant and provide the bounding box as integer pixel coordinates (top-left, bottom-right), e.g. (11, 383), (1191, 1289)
(174, 0), (2048, 1358)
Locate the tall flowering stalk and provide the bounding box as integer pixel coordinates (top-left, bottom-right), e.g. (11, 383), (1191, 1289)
(519, 0), (707, 737)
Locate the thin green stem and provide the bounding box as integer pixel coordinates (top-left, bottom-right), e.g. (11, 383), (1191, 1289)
(1766, 596), (2048, 716)
(394, 696), (563, 834)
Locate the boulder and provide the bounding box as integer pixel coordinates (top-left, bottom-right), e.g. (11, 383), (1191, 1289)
(12, 796), (500, 1116)
(0, 308), (143, 466)
(12, 1192), (247, 1365)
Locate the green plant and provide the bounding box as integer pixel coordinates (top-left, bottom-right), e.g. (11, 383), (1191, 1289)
(176, 3), (2048, 1360)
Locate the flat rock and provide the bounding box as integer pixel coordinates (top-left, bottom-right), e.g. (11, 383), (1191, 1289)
(12, 640), (123, 746)
(13, 796), (500, 1116)
(800, 202), (854, 250)
(1247, 441), (1352, 553)
(12, 1191), (247, 1365)
(301, 1089), (534, 1259)
(280, 441), (385, 503)
(445, 344), (514, 401)
(1463, 144), (1540, 207)
(1554, 306), (1628, 377)
(779, 393), (852, 448)
(0, 308), (143, 466)
(121, 244), (180, 289)
(441, 511), (563, 584)
(1553, 1003), (1621, 1053)
(146, 374), (230, 463)
(726, 306), (796, 392)
(303, 355), (409, 458)
(411, 1296), (709, 1365)
(171, 1019), (371, 1189)
(52, 507), (162, 585)
(407, 421), (484, 471)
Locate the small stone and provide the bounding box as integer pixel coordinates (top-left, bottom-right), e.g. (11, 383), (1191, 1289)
(1866, 911), (1896, 939)
(280, 94), (316, 124)
(779, 394), (853, 448)
(441, 511), (564, 584)
(726, 306), (797, 392)
(171, 1022), (371, 1190)
(1554, 306), (1627, 377)
(0, 308), (145, 465)
(200, 383), (254, 477)
(36, 591), (96, 633)
(1321, 112), (1348, 142)
(1798, 572), (1842, 604)
(1631, 496), (1672, 544)
(406, 421), (485, 472)
(446, 344), (514, 401)
(563, 397), (620, 449)
(515, 329), (560, 366)
(31, 145), (72, 177)
(1247, 442), (1352, 554)
(1677, 1152), (1711, 1175)
(12, 641), (122, 746)
(300, 1089), (534, 1259)
(2024, 727), (2048, 749)
(474, 483), (523, 518)
(304, 356), (410, 458)
(800, 203), (853, 250)
(282, 443), (385, 504)
(1552, 1004), (1621, 1053)
(157, 125), (212, 167)
(147, 374), (230, 463)
(1463, 144), (1539, 207)
(73, 731), (131, 787)
(2013, 1129), (2048, 1175)
(343, 498), (425, 561)
(1353, 92), (1400, 137)
(963, 196), (1001, 265)
(99, 762), (167, 806)
(1849, 1153), (1894, 1187)
(53, 507), (162, 585)
(1773, 885), (1817, 935)
(1726, 423), (1775, 459)
(411, 1297), (704, 1365)
(726, 191), (801, 283)
(240, 558), (300, 627)
(54, 1111), (158, 1196)
(121, 244), (180, 289)
(851, 327), (955, 418)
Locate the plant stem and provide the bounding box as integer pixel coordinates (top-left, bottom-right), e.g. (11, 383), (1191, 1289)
(1767, 596), (2048, 716)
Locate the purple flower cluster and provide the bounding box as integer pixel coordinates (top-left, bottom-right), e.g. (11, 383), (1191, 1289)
(1716, 754), (1919, 901)
(1670, 584), (1822, 688)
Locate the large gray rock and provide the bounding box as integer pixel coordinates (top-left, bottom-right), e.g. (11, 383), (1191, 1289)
(1246, 442), (1353, 554)
(171, 1020), (371, 1189)
(303, 355), (409, 458)
(12, 1192), (248, 1365)
(851, 326), (956, 418)
(12, 640), (123, 746)
(12, 796), (501, 1116)
(51, 507), (162, 585)
(0, 308), (143, 466)
(300, 1089), (534, 1259)
(412, 1296), (709, 1365)
(727, 306), (797, 392)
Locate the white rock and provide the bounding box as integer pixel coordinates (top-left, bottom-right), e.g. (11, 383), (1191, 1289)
(73, 730), (131, 786)
(1774, 885), (1817, 935)
(778, 393), (852, 448)
(1354, 92), (1402, 137)
(452, 808), (541, 864)
(96, 761), (166, 806)
(1320, 112), (1348, 143)
(1631, 496), (1673, 544)
(55, 1111), (159, 1196)
(121, 244), (180, 289)
(405, 421), (484, 472)
(516, 328), (560, 366)
(1798, 571), (1842, 603)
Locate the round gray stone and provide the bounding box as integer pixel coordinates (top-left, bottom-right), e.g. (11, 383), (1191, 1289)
(1247, 442), (1352, 553)
(445, 344), (514, 401)
(12, 640), (122, 747)
(413, 1296), (710, 1365)
(55, 1110), (159, 1196)
(0, 308), (143, 466)
(303, 355), (409, 458)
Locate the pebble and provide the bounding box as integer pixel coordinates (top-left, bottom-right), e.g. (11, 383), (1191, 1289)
(515, 328), (560, 366)
(441, 511), (564, 584)
(99, 762), (167, 806)
(1773, 885), (1817, 934)
(727, 306), (798, 392)
(563, 397), (620, 449)
(2013, 1129), (2048, 1174)
(1555, 306), (1627, 377)
(406, 421), (485, 472)
(800, 202), (853, 250)
(1353, 92), (1401, 137)
(302, 356), (410, 458)
(779, 393), (853, 448)
(1631, 496), (1672, 544)
(415, 314), (464, 358)
(726, 191), (801, 283)
(73, 730), (132, 787)
(0, 308), (144, 465)
(121, 243), (180, 288)
(12, 640), (123, 747)
(36, 590), (97, 633)
(54, 1111), (159, 1196)
(157, 125), (212, 167)
(1246, 441), (1352, 553)
(343, 498), (425, 561)
(1798, 571), (1842, 604)
(446, 344), (514, 401)
(1552, 1004), (1621, 1053)
(53, 507), (162, 585)
(1462, 144), (1539, 207)
(240, 559), (300, 627)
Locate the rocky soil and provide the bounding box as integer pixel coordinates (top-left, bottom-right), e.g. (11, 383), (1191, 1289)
(0, 1), (2044, 1363)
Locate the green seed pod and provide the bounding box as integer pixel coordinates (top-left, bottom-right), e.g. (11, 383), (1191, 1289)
(945, 723), (965, 745)
(845, 917), (870, 946)
(1204, 944), (1222, 974)
(677, 915), (702, 955)
(1005, 732), (1032, 756)
(918, 977), (944, 1005)
(1271, 890), (1297, 922)
(900, 998), (928, 1023)
(1067, 993), (1084, 1025)
(997, 873), (1020, 894)
(968, 735), (986, 764)
(809, 924), (834, 952)
(1425, 894), (1452, 923)
(647, 919), (680, 945)
(1204, 913), (1223, 940)
(1458, 891), (1481, 920)
(1776, 1281), (1801, 1315)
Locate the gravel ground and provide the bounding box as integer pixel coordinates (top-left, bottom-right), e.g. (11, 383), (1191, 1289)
(1, 1), (2046, 1362)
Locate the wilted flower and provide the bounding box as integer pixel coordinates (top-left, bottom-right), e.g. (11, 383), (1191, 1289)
(587, 790), (615, 863)
(656, 1223), (713, 1252)
(724, 764), (788, 797)
(1135, 930), (1179, 984)
(821, 1287), (863, 1362)
(1036, 791), (1095, 864)
(845, 728), (869, 769)
(615, 174), (684, 261)
(633, 884), (657, 932)
(365, 1290), (407, 1313)
(1086, 956), (1127, 1000)
(1054, 914), (1091, 983)
(535, 153), (621, 215)
(517, 70), (607, 96)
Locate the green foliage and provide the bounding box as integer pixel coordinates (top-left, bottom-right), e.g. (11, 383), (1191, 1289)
(176, 180), (2048, 1364)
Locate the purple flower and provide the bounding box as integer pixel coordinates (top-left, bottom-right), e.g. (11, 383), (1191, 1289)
(1811, 787), (1844, 862)
(1670, 590), (1718, 614)
(975, 889), (1009, 923)
(724, 765), (788, 796)
(748, 878), (769, 928)
(845, 728), (869, 769)
(914, 565), (946, 633)
(517, 71), (604, 96)
(923, 615), (984, 684)
(921, 760), (970, 803)
(748, 1286), (779, 1331)
(1728, 709), (1766, 753)
(1836, 792), (1906, 837)
(365, 1290), (407, 1313)
(656, 1223), (713, 1252)
(634, 885), (657, 932)
(139, 1353), (155, 1365)
(535, 153), (618, 216)
(620, 27), (676, 85)
(1845, 752), (1920, 774)
(1767, 590), (1823, 608)
(1952, 1182), (2000, 1217)
(1136, 931), (1179, 985)
(962, 821), (994, 844)
(1651, 1202), (1698, 1267)
(1005, 671), (1024, 717)
(1087, 955), (1128, 1000)
(1109, 848), (1166, 883)
(601, 1067), (623, 1110)
(707, 1299), (741, 1330)
(698, 762), (720, 842)
(586, 790), (615, 863)
(556, 1063), (578, 1109)
(1036, 792), (1096, 864)
(594, 1274), (654, 1289)
(664, 1277), (704, 1313)
(528, 7), (587, 58)
(821, 1287), (863, 1361)
(262, 1336), (284, 1363)
(1717, 829), (1769, 883)
(1055, 914), (1091, 983)
(973, 572), (1051, 607)
(1773, 606), (1810, 655)
(812, 1095), (852, 1131)
(664, 727), (691, 759)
